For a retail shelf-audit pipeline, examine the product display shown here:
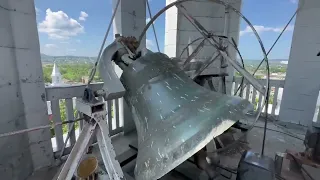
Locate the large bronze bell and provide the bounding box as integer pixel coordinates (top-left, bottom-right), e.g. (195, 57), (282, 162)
(120, 52), (253, 180)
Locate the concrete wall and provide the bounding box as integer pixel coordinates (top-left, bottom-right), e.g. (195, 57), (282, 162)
(279, 0), (320, 126)
(0, 0), (53, 179)
(164, 0), (242, 94)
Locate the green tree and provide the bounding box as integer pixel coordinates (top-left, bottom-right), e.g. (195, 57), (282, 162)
(43, 65), (53, 83)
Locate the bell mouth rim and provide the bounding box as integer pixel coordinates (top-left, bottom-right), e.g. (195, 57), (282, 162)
(134, 119), (236, 180)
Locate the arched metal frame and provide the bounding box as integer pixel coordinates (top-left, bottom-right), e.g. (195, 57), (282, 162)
(137, 0), (271, 153)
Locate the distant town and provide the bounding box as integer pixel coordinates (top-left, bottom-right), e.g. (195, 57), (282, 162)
(41, 53), (288, 86)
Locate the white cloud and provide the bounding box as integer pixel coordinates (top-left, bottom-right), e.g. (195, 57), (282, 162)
(79, 11), (89, 21)
(240, 25), (294, 36)
(45, 44), (58, 48)
(38, 9), (84, 40)
(289, 0), (298, 4)
(146, 39), (154, 49)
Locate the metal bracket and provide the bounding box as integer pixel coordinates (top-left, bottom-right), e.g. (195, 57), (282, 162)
(57, 99), (124, 180)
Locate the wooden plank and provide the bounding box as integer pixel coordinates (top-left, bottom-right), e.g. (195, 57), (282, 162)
(51, 100), (64, 151)
(45, 83), (103, 101)
(115, 98), (120, 129)
(272, 86), (279, 116)
(65, 98), (76, 147)
(107, 100), (113, 132)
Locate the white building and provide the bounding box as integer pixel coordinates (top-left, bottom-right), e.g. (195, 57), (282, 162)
(51, 63), (63, 86)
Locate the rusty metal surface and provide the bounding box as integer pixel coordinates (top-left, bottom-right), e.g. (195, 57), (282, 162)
(120, 52), (253, 180)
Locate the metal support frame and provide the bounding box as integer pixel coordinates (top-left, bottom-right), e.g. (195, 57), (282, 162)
(176, 4), (266, 96)
(57, 99), (124, 180)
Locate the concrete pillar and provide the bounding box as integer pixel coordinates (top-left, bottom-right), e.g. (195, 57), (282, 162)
(0, 0), (53, 179)
(112, 0), (146, 48)
(112, 0), (146, 134)
(164, 0), (242, 95)
(279, 0), (320, 126)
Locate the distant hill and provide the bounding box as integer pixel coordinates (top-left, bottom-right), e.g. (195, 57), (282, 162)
(41, 53), (95, 64)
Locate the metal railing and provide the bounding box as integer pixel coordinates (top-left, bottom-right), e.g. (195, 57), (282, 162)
(232, 77), (285, 120)
(44, 77), (294, 157)
(45, 83), (123, 158)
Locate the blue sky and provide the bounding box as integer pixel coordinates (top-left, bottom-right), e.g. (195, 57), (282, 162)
(35, 0), (298, 59)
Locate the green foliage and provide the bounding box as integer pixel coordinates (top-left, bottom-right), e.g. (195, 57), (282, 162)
(60, 64), (91, 82)
(42, 63), (102, 83)
(254, 75), (264, 79)
(43, 65), (53, 83)
(268, 93), (274, 105)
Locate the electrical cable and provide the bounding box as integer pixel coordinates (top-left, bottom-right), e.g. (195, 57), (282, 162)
(0, 117), (85, 138)
(145, 0), (160, 52)
(87, 0), (121, 86)
(137, 0), (270, 154)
